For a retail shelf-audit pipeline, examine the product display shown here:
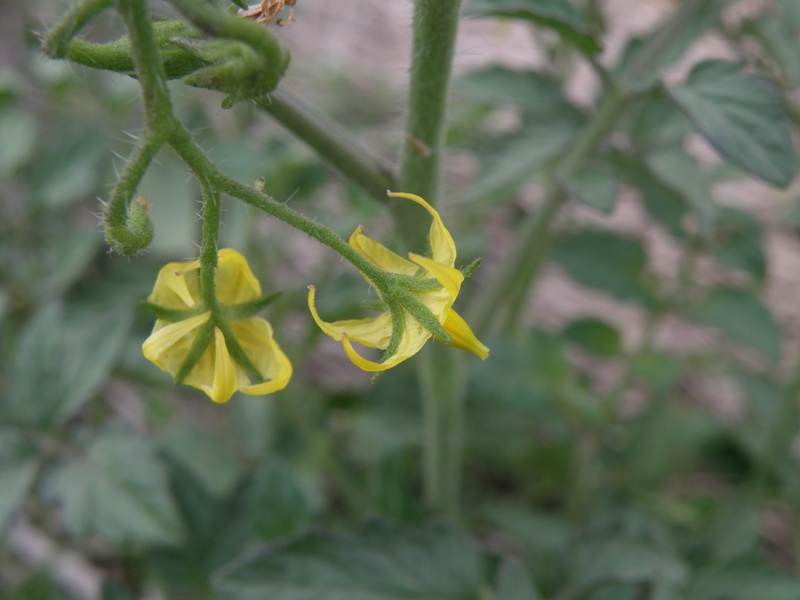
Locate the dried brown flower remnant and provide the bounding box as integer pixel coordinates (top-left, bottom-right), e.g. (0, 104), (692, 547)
(239, 0), (296, 26)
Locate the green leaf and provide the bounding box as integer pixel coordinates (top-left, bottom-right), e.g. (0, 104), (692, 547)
(161, 427), (242, 497)
(466, 111), (583, 205)
(0, 430), (38, 535)
(712, 208), (766, 282)
(464, 0), (601, 55)
(0, 106), (36, 174)
(562, 317), (622, 357)
(9, 304), (133, 425)
(558, 162), (617, 213)
(645, 149), (718, 233)
(213, 519), (483, 600)
(687, 287), (781, 359)
(616, 0), (729, 90)
(45, 430), (182, 545)
(248, 460), (311, 540)
(685, 562), (800, 600)
(617, 155), (688, 238)
(453, 67), (566, 115)
(668, 61), (797, 187)
(550, 229), (649, 301)
(496, 559), (542, 600)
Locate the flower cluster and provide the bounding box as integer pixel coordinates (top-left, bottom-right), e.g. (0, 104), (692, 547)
(142, 193), (487, 401)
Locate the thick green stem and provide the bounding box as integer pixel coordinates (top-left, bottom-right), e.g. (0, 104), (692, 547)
(116, 0), (176, 129)
(395, 0), (464, 518)
(395, 0), (463, 248)
(256, 89), (396, 201)
(198, 180), (221, 312)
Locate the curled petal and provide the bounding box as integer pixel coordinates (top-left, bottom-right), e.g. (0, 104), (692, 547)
(387, 191), (457, 267)
(233, 317), (293, 396)
(200, 328), (239, 404)
(443, 309), (489, 360)
(215, 248), (262, 305)
(142, 312), (212, 369)
(307, 285), (393, 348)
(349, 227), (419, 276)
(147, 262), (201, 309)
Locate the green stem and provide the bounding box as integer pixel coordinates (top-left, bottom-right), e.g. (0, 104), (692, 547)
(255, 89), (396, 201)
(394, 0), (464, 518)
(395, 0), (463, 248)
(116, 0), (176, 129)
(42, 0), (113, 59)
(198, 179), (221, 312)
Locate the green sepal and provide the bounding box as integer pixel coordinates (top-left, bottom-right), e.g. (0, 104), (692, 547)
(217, 320), (263, 382)
(230, 0), (249, 9)
(183, 39), (290, 105)
(220, 292), (282, 321)
(396, 290), (451, 344)
(141, 303), (206, 323)
(174, 319), (215, 384)
(460, 257), (482, 278)
(360, 300), (387, 312)
(395, 275), (442, 292)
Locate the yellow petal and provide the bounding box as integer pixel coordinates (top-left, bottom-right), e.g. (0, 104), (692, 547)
(307, 286), (393, 348)
(142, 312), (211, 368)
(387, 191), (457, 267)
(231, 317), (293, 395)
(200, 327), (238, 404)
(215, 248), (262, 305)
(408, 253), (464, 300)
(349, 227), (419, 276)
(147, 260), (201, 309)
(341, 334), (401, 372)
(443, 309), (489, 360)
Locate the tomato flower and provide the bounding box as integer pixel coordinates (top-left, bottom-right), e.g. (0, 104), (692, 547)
(308, 192), (489, 371)
(142, 249), (292, 403)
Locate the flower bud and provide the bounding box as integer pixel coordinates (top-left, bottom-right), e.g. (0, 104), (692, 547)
(104, 196), (154, 256)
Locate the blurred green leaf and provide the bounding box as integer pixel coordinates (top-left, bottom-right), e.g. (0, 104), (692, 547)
(161, 427), (242, 497)
(669, 61), (797, 187)
(46, 429), (182, 545)
(453, 67), (566, 114)
(0, 430), (38, 535)
(558, 162), (617, 213)
(40, 230), (103, 300)
(551, 229), (649, 301)
(101, 584), (135, 600)
(31, 130), (109, 209)
(0, 106), (36, 174)
(466, 111), (583, 206)
(464, 0), (601, 55)
(562, 317), (622, 357)
(568, 536), (687, 596)
(248, 459), (311, 540)
(712, 208), (766, 282)
(214, 519), (483, 600)
(616, 0), (728, 90)
(619, 157), (688, 238)
(684, 562), (800, 600)
(9, 304), (132, 426)
(645, 149), (718, 233)
(496, 559), (542, 600)
(686, 287), (781, 359)
(630, 350), (677, 392)
(149, 454), (251, 596)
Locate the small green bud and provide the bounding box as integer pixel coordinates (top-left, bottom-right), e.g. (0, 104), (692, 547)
(105, 196), (154, 255)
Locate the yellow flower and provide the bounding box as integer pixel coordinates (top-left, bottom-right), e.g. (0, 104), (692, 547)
(308, 191), (489, 371)
(142, 249), (292, 403)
